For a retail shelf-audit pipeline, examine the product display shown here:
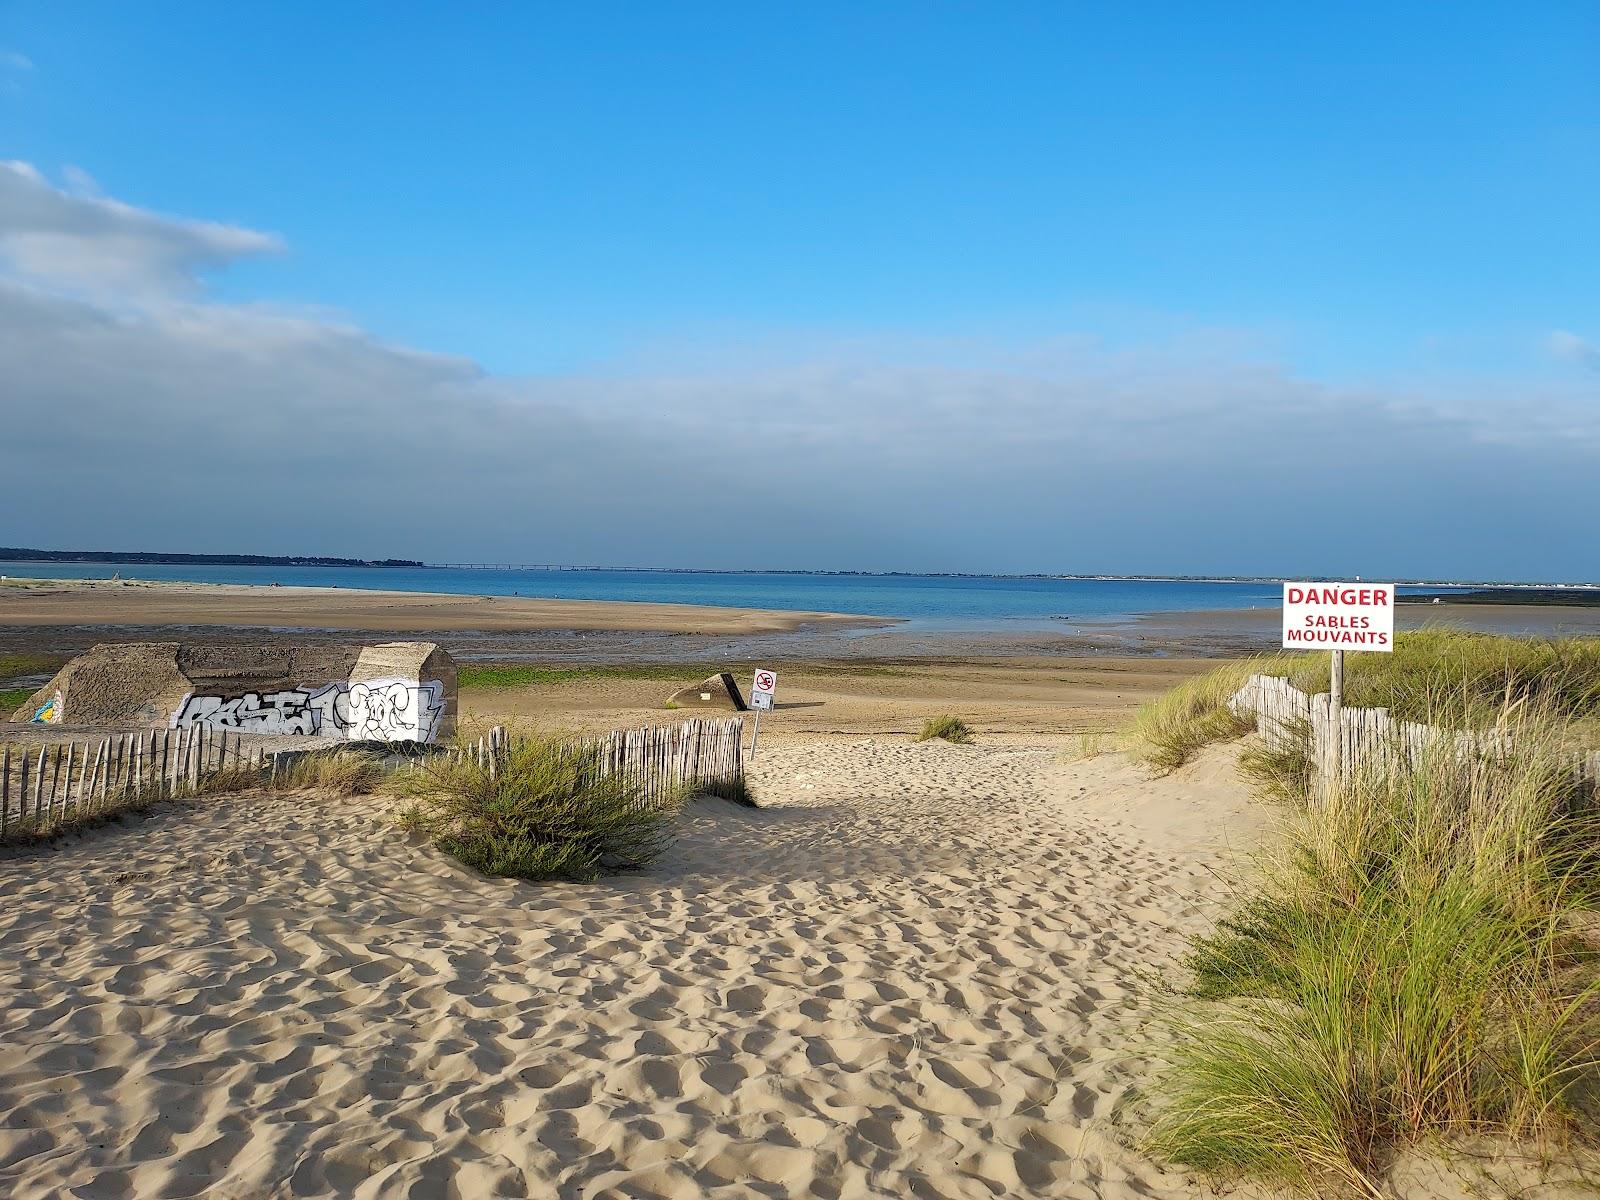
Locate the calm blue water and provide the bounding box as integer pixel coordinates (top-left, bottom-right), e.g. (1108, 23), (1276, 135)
(0, 561), (1289, 632)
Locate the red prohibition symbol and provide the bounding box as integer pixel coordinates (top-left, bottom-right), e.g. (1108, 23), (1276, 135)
(756, 672), (775, 692)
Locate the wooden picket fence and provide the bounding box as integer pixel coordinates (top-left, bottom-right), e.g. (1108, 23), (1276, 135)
(0, 726), (270, 839)
(1229, 673), (1600, 796)
(1, 716), (747, 844)
(450, 717), (746, 804)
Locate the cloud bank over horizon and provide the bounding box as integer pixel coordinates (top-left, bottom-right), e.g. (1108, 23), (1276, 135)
(2, 162), (1596, 580)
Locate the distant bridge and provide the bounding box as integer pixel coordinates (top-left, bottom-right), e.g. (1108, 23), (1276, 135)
(427, 564), (612, 571)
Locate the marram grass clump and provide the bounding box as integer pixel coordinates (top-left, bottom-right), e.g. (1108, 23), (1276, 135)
(394, 732), (683, 882)
(1150, 707), (1600, 1197)
(273, 748), (387, 795)
(1131, 655), (1290, 773)
(917, 715), (975, 744)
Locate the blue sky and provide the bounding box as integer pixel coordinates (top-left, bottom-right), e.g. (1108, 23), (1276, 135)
(1, 4), (1597, 577)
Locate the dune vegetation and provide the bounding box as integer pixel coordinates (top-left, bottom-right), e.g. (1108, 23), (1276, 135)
(1134, 630), (1600, 774)
(1140, 634), (1600, 1195)
(917, 714), (975, 744)
(394, 731), (682, 882)
(272, 748), (388, 796)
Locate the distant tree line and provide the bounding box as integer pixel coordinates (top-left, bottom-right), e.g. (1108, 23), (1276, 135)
(0, 547), (424, 568)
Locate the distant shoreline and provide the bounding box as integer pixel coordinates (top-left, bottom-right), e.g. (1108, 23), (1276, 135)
(0, 547), (422, 569)
(2, 549), (1596, 590)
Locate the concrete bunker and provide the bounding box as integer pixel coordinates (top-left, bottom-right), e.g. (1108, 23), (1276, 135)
(11, 641), (457, 743)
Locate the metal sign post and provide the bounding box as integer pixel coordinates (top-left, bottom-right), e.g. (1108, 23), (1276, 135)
(748, 669), (776, 759)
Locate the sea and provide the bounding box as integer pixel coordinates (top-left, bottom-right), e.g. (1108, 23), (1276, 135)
(0, 561), (1302, 634)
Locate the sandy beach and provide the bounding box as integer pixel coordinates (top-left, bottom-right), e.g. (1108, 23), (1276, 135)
(461, 657), (1215, 739)
(0, 737), (1265, 1200)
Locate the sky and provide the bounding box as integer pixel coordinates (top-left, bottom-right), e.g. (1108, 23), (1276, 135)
(1, 2), (1597, 579)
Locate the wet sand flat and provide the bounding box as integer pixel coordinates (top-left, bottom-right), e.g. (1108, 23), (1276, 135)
(0, 578), (885, 637)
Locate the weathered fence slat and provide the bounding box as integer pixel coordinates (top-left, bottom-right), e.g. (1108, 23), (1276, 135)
(479, 717), (744, 800)
(1232, 674), (1597, 798)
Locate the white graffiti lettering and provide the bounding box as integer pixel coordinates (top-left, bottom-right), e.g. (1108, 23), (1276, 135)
(172, 678), (445, 742)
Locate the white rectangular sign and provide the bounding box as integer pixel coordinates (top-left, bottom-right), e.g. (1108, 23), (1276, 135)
(1282, 581), (1394, 652)
(750, 668), (777, 712)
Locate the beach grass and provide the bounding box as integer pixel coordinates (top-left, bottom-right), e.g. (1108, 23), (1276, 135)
(917, 714), (975, 744)
(393, 731), (682, 882)
(273, 748), (387, 795)
(1134, 630), (1600, 774)
(1132, 655), (1296, 772)
(1149, 703), (1600, 1195)
(1067, 729), (1122, 760)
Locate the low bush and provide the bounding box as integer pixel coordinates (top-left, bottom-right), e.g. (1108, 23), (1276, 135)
(394, 732), (682, 882)
(917, 715), (974, 744)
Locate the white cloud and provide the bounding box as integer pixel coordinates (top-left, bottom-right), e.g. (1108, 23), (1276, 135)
(0, 51), (32, 72)
(0, 162), (282, 297)
(0, 160), (1595, 576)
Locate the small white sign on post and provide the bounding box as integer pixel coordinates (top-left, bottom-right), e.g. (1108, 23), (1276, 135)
(750, 669), (777, 712)
(1281, 582), (1395, 652)
(748, 668), (777, 758)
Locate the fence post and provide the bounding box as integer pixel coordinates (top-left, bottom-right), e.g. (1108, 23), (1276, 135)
(1328, 649), (1344, 789)
(62, 743), (78, 819)
(32, 746), (46, 821)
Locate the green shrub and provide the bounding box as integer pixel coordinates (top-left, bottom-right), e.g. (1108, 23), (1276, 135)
(394, 732), (682, 882)
(917, 715), (974, 744)
(1152, 711), (1600, 1195)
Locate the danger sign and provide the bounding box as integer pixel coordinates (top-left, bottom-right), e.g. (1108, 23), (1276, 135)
(1282, 582), (1394, 652)
(750, 669), (777, 711)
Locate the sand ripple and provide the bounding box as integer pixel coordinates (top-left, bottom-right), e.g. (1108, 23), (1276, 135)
(0, 737), (1250, 1199)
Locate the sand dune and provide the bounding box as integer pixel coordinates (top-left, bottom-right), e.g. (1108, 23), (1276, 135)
(0, 739), (1262, 1199)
